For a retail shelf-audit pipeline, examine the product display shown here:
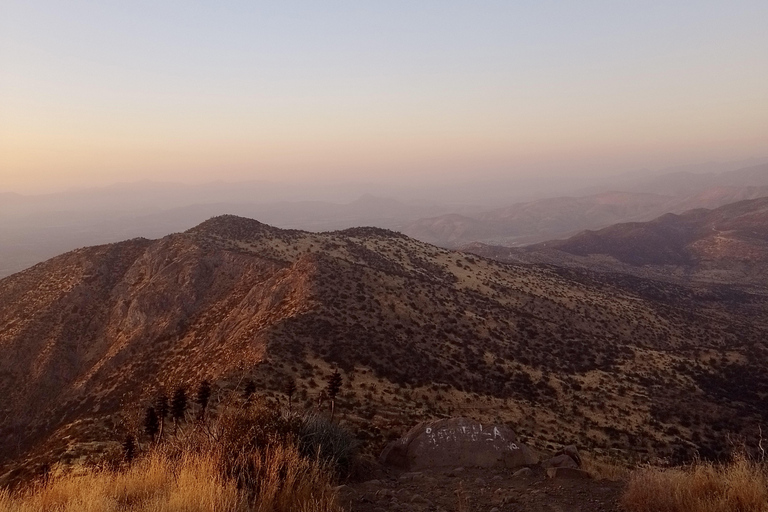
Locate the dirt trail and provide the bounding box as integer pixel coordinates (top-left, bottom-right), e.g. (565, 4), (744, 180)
(339, 465), (624, 512)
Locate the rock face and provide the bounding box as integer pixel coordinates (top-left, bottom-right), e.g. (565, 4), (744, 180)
(380, 417), (538, 470)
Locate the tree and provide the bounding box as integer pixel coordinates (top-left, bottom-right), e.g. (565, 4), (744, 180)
(171, 386), (187, 430)
(144, 406), (159, 442)
(325, 369), (343, 421)
(196, 380), (211, 420)
(123, 434), (136, 463)
(285, 378), (297, 413)
(154, 392), (169, 440)
(242, 379), (256, 403)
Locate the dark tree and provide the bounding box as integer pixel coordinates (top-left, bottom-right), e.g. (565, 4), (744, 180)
(285, 378), (297, 413)
(171, 386), (187, 428)
(242, 379), (256, 403)
(123, 434), (136, 463)
(154, 392), (169, 439)
(325, 369), (343, 421)
(196, 380), (212, 420)
(144, 406), (159, 441)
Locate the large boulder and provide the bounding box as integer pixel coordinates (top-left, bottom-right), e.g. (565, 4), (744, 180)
(380, 417), (538, 470)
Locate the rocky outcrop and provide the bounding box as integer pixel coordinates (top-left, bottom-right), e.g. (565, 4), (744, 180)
(380, 417), (539, 470)
(542, 445), (582, 471)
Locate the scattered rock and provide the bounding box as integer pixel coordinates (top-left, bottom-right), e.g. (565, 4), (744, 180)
(560, 445), (582, 466)
(546, 467), (592, 479)
(512, 467), (533, 478)
(541, 454), (579, 469)
(379, 417), (539, 470)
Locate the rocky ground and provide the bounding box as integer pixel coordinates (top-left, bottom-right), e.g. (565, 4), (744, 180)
(339, 465), (624, 512)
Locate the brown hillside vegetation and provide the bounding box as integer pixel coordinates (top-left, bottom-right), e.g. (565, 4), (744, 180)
(1, 215), (768, 483)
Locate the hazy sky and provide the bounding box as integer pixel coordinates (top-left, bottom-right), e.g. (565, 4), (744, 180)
(2, 1), (767, 193)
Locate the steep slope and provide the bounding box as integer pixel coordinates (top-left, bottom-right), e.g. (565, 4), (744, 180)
(2, 215), (768, 483)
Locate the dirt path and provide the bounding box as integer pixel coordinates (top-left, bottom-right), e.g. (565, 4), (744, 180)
(339, 465), (624, 512)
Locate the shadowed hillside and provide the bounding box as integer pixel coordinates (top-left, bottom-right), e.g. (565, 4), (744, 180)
(466, 196), (768, 291)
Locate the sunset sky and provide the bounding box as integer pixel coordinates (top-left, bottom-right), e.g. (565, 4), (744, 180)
(2, 1), (767, 193)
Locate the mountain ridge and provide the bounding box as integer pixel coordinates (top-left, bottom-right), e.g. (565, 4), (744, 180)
(2, 214), (768, 484)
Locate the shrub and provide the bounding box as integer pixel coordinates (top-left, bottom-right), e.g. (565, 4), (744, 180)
(294, 413), (359, 475)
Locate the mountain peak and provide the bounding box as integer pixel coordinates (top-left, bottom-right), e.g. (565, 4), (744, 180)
(185, 214), (300, 240)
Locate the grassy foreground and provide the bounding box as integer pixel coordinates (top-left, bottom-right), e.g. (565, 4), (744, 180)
(0, 398), (350, 512)
(0, 445), (339, 512)
(621, 454), (768, 512)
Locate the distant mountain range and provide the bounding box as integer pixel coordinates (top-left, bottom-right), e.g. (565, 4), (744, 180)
(464, 196), (768, 291)
(2, 162), (768, 278)
(404, 164), (768, 247)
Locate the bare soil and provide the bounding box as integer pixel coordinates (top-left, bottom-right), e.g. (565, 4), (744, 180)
(339, 465), (624, 512)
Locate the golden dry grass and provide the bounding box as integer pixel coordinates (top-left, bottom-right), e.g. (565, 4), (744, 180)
(580, 453), (630, 481)
(621, 454), (768, 512)
(0, 444), (339, 512)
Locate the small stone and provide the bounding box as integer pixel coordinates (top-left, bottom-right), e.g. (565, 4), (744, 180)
(512, 467), (533, 478)
(546, 467), (591, 479)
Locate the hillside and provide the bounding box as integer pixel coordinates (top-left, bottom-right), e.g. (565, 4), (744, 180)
(467, 197), (768, 291)
(2, 215), (768, 483)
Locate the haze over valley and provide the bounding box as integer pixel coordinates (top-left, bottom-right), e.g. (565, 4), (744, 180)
(3, 159), (768, 279)
(2, 2), (768, 510)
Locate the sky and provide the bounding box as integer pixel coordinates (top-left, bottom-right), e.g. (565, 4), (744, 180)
(2, 1), (767, 194)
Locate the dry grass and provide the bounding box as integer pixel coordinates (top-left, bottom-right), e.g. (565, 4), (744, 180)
(0, 445), (339, 512)
(581, 453), (630, 481)
(622, 454), (768, 512)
